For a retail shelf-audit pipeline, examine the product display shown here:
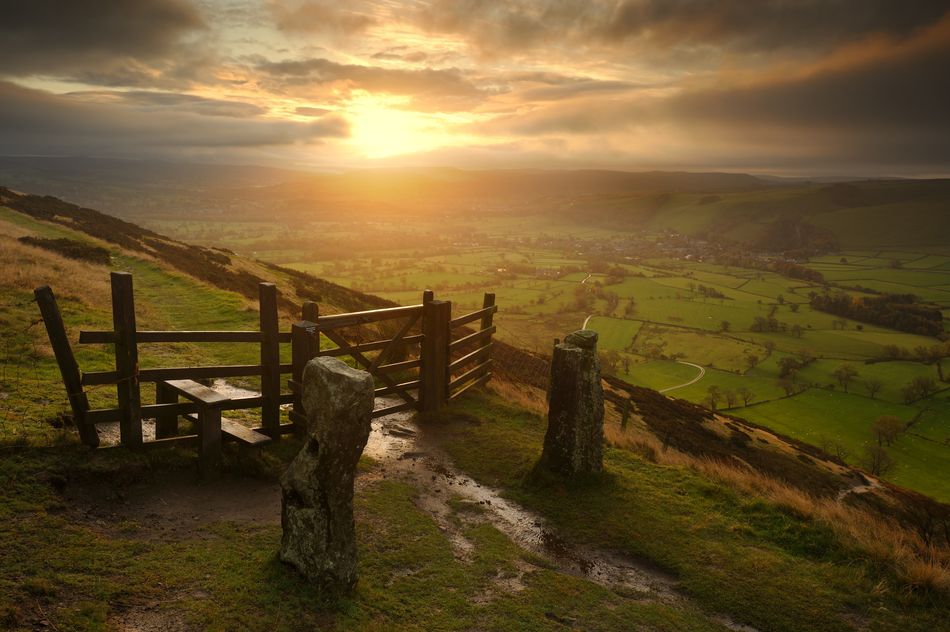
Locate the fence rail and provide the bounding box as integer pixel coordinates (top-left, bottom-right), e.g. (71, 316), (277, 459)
(35, 273), (496, 475)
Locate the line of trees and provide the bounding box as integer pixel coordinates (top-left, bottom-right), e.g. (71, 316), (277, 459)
(810, 291), (944, 337)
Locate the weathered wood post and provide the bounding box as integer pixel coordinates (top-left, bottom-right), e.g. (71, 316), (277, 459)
(33, 286), (99, 447)
(154, 382), (178, 439)
(111, 272), (142, 448)
(259, 282), (281, 438)
(291, 301), (320, 433)
(420, 298), (451, 412)
(480, 292), (496, 331)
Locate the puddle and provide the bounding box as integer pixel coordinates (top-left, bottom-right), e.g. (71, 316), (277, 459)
(365, 398), (680, 601)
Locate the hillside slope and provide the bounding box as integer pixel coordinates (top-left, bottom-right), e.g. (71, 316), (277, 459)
(0, 189), (948, 631)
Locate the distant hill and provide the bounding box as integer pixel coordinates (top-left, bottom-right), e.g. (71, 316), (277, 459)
(1, 156), (948, 249)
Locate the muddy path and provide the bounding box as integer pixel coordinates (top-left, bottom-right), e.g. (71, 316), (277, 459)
(76, 382), (756, 631)
(368, 399), (758, 631)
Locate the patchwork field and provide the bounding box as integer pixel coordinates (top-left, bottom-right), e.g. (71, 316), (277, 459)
(117, 210), (950, 502)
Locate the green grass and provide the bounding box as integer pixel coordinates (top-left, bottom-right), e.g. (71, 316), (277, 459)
(434, 393), (950, 632)
(0, 442), (729, 631)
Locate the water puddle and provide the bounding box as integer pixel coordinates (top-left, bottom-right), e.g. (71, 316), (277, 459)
(365, 398), (679, 601)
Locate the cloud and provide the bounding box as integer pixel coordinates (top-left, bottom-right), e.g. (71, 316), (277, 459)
(270, 1), (376, 35)
(66, 90), (268, 118)
(256, 57), (491, 110)
(413, 0), (950, 61)
(599, 0), (949, 52)
(0, 0), (206, 79)
(480, 17), (950, 170)
(0, 81), (349, 158)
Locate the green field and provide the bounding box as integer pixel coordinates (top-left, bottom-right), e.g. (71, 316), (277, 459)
(102, 205), (950, 503)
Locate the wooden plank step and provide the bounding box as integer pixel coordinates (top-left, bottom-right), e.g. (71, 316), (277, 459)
(163, 379), (230, 405)
(183, 413), (271, 446)
(221, 417), (271, 446)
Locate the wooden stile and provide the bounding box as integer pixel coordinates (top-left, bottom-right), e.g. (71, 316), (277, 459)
(37, 272), (496, 470)
(111, 272), (142, 448)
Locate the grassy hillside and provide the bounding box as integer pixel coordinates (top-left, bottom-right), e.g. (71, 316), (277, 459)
(1, 189), (949, 631)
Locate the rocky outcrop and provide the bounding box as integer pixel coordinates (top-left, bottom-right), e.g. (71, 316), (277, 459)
(280, 357), (375, 590)
(540, 330), (604, 475)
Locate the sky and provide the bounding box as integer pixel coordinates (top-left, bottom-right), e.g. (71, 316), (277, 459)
(1, 0), (949, 176)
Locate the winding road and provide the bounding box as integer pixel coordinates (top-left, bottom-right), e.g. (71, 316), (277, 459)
(581, 312), (706, 394)
(659, 361), (706, 393)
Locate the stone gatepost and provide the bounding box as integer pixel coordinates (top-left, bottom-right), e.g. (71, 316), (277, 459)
(540, 330), (604, 475)
(280, 356), (374, 590)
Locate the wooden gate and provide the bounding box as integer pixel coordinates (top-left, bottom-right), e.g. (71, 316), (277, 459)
(35, 273), (497, 473)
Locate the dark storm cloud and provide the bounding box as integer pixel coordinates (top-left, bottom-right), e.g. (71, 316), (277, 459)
(416, 0), (950, 56)
(484, 19), (950, 168)
(0, 0), (206, 77)
(66, 90), (268, 118)
(599, 0), (950, 50)
(0, 81), (349, 156)
(256, 57), (492, 109)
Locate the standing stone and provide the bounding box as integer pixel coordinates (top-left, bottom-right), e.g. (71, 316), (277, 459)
(280, 356), (374, 590)
(540, 330), (604, 475)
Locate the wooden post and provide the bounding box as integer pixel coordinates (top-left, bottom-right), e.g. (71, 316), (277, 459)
(155, 382), (178, 439)
(480, 292), (496, 332)
(291, 304), (319, 433)
(111, 272), (142, 448)
(34, 286), (99, 447)
(420, 300), (451, 412)
(302, 300), (319, 323)
(423, 289), (434, 305)
(259, 283), (281, 438)
(198, 405), (222, 480)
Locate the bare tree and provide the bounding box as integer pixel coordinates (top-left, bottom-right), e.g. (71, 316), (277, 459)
(872, 415), (905, 447)
(737, 386), (755, 406)
(724, 390), (738, 408)
(862, 445), (895, 476)
(864, 378), (883, 400)
(705, 385), (722, 411)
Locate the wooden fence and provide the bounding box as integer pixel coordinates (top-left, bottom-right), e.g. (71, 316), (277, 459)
(34, 272), (496, 475)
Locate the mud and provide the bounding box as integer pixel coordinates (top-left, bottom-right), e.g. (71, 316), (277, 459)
(366, 398), (679, 600)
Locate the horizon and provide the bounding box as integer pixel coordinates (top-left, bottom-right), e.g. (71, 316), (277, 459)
(2, 1), (949, 177)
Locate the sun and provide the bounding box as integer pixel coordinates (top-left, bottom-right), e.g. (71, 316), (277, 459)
(346, 94), (449, 159)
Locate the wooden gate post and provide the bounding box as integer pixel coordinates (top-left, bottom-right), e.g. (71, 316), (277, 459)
(34, 286), (99, 447)
(111, 272), (142, 448)
(154, 382), (178, 439)
(259, 283), (281, 438)
(420, 299), (451, 412)
(290, 301), (320, 432)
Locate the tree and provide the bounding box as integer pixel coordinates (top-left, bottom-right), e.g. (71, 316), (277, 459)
(737, 386), (755, 406)
(872, 415), (904, 447)
(705, 385), (722, 411)
(744, 354), (760, 372)
(862, 445), (894, 476)
(723, 390), (738, 408)
(777, 294), (785, 305)
(777, 378), (798, 397)
(902, 375), (937, 403)
(834, 364), (859, 393)
(791, 324), (804, 338)
(624, 299), (637, 317)
(789, 303), (800, 313)
(864, 378), (883, 399)
(720, 320), (731, 333)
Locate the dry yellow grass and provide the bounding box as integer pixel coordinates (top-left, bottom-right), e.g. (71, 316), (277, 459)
(0, 225), (112, 309)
